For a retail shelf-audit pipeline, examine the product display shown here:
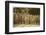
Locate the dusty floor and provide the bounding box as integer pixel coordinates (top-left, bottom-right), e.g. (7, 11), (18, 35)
(13, 23), (40, 27)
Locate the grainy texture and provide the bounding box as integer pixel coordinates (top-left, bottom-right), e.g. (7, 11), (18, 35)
(13, 8), (40, 27)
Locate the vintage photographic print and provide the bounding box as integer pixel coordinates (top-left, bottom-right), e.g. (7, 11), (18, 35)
(5, 1), (45, 34)
(13, 8), (40, 27)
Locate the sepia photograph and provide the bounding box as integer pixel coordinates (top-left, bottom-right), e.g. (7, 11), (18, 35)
(13, 8), (40, 27)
